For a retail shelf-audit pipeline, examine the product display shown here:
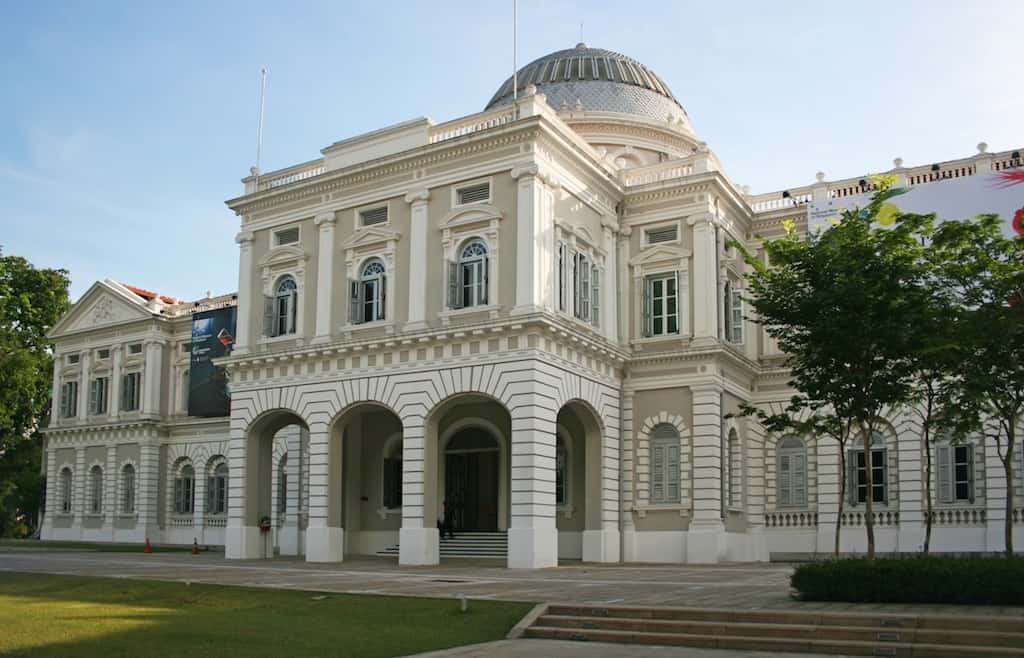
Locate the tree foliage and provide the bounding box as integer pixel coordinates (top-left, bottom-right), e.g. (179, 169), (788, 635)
(0, 250), (70, 536)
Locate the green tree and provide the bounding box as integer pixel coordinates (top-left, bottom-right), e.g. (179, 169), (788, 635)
(0, 250), (70, 536)
(736, 180), (936, 558)
(930, 215), (1024, 557)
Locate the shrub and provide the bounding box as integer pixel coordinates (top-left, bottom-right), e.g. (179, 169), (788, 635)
(791, 556), (1024, 605)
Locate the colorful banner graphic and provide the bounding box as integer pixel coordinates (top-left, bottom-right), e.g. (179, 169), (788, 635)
(188, 306), (236, 417)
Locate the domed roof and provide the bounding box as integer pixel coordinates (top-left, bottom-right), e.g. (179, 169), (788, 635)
(485, 43), (687, 123)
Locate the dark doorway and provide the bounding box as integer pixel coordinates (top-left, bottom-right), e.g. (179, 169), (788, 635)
(444, 429), (499, 532)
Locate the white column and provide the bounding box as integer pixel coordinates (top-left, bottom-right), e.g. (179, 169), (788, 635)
(815, 438), (841, 554)
(77, 350), (90, 421)
(745, 419), (770, 562)
(511, 164), (549, 316)
(687, 386), (726, 563)
(400, 413), (438, 565)
(137, 439), (160, 543)
(75, 447), (87, 527)
(312, 213), (336, 342)
(690, 218), (719, 345)
(984, 439), (1007, 552)
(897, 415), (924, 553)
(405, 189), (430, 331)
(142, 341), (164, 417)
(617, 227), (632, 345)
(108, 346), (122, 421)
(305, 419), (343, 562)
(620, 393), (637, 561)
(583, 404), (621, 563)
(41, 442), (56, 538)
(49, 359), (61, 425)
(279, 427), (302, 555)
(104, 445), (117, 539)
(508, 386), (559, 569)
(226, 414), (258, 558)
(234, 231), (255, 355)
(601, 220), (619, 343)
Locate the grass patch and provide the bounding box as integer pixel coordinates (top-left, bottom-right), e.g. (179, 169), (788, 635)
(0, 573), (532, 657)
(791, 556), (1024, 605)
(0, 540), (192, 553)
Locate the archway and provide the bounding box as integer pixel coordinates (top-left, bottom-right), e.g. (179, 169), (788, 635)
(556, 400), (608, 562)
(442, 427), (501, 532)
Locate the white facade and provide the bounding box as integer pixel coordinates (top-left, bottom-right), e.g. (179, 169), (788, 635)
(42, 44), (1024, 565)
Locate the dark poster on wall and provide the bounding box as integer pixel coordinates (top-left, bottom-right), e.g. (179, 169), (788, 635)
(188, 307), (236, 417)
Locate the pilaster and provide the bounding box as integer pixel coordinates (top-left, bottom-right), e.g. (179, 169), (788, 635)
(312, 213), (336, 342)
(815, 438), (841, 554)
(689, 217), (719, 345)
(404, 188), (431, 331)
(507, 389), (559, 569)
(137, 439), (160, 542)
(279, 427), (302, 556)
(108, 346), (122, 422)
(77, 350), (90, 421)
(510, 164), (555, 316)
(687, 386), (725, 563)
(305, 420), (343, 562)
(400, 416), (438, 565)
(142, 340), (163, 417)
(105, 445), (117, 538)
(897, 416), (924, 552)
(234, 231), (255, 355)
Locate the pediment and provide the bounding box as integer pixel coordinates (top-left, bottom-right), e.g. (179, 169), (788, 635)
(259, 244), (308, 267)
(439, 203), (503, 231)
(50, 280), (153, 338)
(629, 244), (692, 267)
(341, 226), (402, 250)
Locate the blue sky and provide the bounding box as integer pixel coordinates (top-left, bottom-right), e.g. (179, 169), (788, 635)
(2, 1), (1021, 301)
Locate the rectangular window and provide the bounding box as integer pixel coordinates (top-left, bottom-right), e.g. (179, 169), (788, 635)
(456, 182), (490, 205)
(128, 343), (143, 355)
(177, 343), (189, 354)
(573, 252), (590, 321)
(557, 242), (567, 312)
(851, 449), (886, 504)
(650, 439), (680, 503)
(121, 372), (141, 411)
(66, 354), (80, 365)
(724, 281), (744, 343)
(96, 348), (110, 360)
(590, 265), (601, 328)
(89, 377), (109, 415)
(60, 381), (78, 418)
(938, 444), (974, 503)
(643, 273), (679, 337)
(273, 226), (300, 246)
(359, 206), (389, 226)
(645, 225), (678, 245)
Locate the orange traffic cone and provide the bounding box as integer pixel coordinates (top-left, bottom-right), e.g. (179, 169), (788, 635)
(192, 538), (200, 555)
(144, 537), (152, 554)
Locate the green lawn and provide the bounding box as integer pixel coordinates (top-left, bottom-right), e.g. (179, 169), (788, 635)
(0, 573), (533, 657)
(0, 540), (192, 553)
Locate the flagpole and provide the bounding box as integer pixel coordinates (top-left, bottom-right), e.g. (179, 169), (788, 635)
(512, 0), (518, 105)
(255, 67), (267, 187)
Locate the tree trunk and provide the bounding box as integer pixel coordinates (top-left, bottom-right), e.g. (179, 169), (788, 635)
(923, 418), (933, 555)
(1005, 427), (1015, 557)
(835, 447), (846, 557)
(863, 423), (876, 559)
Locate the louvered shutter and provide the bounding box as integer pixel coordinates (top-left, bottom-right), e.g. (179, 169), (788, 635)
(651, 445), (664, 502)
(674, 270), (682, 334)
(263, 296), (276, 337)
(847, 452), (859, 505)
(967, 445), (975, 503)
(59, 384), (69, 418)
(378, 274), (387, 321)
(731, 288), (744, 343)
(173, 479), (182, 514)
(792, 454), (806, 506)
(349, 280), (362, 324)
(207, 477), (215, 513)
(642, 279), (652, 337)
(666, 444), (680, 502)
(591, 266), (600, 327)
(573, 253), (581, 317)
(481, 257), (489, 305)
(288, 289), (298, 333)
(447, 261), (461, 309)
(937, 445), (953, 503)
(778, 454), (791, 506)
(89, 380), (98, 414)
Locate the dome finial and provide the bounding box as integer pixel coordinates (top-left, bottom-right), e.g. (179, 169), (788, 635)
(575, 42), (587, 49)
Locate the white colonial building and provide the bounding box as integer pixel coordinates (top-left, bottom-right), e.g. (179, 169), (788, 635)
(41, 44), (1024, 566)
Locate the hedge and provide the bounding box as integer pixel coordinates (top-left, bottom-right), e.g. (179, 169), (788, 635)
(790, 556), (1024, 605)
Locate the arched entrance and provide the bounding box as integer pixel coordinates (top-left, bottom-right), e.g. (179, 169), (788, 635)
(443, 427), (500, 532)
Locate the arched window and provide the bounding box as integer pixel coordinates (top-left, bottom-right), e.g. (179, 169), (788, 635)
(273, 276), (298, 336)
(724, 428), (741, 511)
(555, 434), (569, 506)
(174, 463), (195, 514)
(382, 439), (402, 509)
(59, 468), (73, 513)
(777, 436), (807, 507)
(350, 258), (386, 324)
(448, 239), (488, 309)
(937, 440), (975, 504)
(277, 456), (288, 516)
(207, 461), (229, 515)
(650, 423), (680, 504)
(848, 432), (887, 505)
(89, 465), (103, 514)
(121, 464), (136, 514)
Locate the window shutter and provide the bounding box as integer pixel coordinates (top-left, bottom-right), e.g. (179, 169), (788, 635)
(89, 380), (98, 414)
(792, 454), (806, 506)
(846, 452), (858, 506)
(263, 296), (276, 337)
(642, 279), (652, 337)
(349, 280), (362, 324)
(447, 261), (461, 309)
(378, 274), (387, 321)
(731, 288), (744, 343)
(674, 270), (682, 334)
(937, 445), (953, 503)
(778, 454), (791, 506)
(173, 479), (182, 513)
(967, 444), (976, 503)
(590, 266), (600, 327)
(481, 257), (489, 305)
(651, 445), (664, 502)
(59, 385), (68, 418)
(289, 289), (298, 334)
(667, 444), (680, 502)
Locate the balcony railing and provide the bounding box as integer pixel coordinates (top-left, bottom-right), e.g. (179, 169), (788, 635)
(428, 106), (518, 144)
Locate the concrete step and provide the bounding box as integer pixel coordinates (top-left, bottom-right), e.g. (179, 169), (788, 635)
(525, 626), (1024, 658)
(375, 532), (508, 559)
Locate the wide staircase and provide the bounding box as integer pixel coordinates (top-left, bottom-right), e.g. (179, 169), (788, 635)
(376, 531), (507, 560)
(523, 604), (1024, 657)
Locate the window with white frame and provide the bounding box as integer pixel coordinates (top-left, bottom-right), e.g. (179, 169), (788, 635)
(96, 348), (110, 360)
(555, 434), (569, 506)
(455, 181), (490, 206)
(724, 280), (744, 343)
(121, 464), (136, 513)
(129, 342), (144, 355)
(89, 465), (103, 514)
(645, 225), (678, 245)
(121, 372), (141, 411)
(643, 273), (679, 337)
(59, 468), (73, 513)
(777, 436), (807, 507)
(66, 353), (80, 365)
(382, 441), (402, 509)
(448, 239), (489, 309)
(174, 463), (195, 514)
(273, 226), (300, 247)
(89, 377), (108, 415)
(349, 258), (386, 324)
(359, 206), (389, 227)
(650, 423), (681, 503)
(848, 432), (887, 505)
(937, 442), (975, 503)
(207, 461), (228, 515)
(60, 380), (78, 418)
(265, 275), (298, 337)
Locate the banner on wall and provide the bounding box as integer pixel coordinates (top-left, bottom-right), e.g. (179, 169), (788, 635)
(807, 169), (1024, 236)
(188, 306), (237, 417)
